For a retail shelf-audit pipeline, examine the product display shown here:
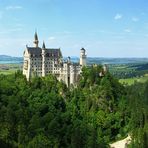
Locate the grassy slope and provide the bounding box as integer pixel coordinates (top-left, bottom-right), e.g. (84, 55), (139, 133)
(0, 64), (22, 75)
(119, 74), (148, 85)
(109, 62), (148, 85)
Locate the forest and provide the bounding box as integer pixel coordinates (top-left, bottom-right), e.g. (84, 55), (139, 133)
(0, 65), (148, 148)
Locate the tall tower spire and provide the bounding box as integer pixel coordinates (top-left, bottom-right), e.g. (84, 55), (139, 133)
(42, 41), (46, 49)
(34, 31), (39, 47)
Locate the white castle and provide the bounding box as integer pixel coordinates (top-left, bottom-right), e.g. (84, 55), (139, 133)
(23, 32), (87, 86)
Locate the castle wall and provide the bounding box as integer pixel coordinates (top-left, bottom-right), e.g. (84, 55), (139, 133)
(23, 34), (87, 86)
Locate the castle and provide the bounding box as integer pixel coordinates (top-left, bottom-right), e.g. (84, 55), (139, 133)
(23, 32), (87, 86)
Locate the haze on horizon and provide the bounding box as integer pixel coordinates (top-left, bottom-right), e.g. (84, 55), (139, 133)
(0, 0), (148, 58)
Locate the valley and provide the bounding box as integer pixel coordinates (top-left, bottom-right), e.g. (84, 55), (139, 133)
(1, 56), (148, 85)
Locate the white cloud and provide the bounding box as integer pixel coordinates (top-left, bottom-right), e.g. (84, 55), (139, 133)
(54, 30), (73, 35)
(98, 30), (117, 35)
(0, 28), (22, 34)
(0, 37), (30, 56)
(114, 13), (122, 20)
(48, 36), (56, 41)
(112, 35), (125, 39)
(9, 28), (22, 32)
(5, 6), (22, 10)
(63, 31), (72, 34)
(15, 23), (24, 27)
(41, 27), (48, 31)
(132, 17), (139, 22)
(124, 29), (131, 33)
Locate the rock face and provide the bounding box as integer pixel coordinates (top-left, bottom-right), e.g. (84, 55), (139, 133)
(110, 135), (131, 148)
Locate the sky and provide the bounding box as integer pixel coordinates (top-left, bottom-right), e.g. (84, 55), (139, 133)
(0, 0), (148, 57)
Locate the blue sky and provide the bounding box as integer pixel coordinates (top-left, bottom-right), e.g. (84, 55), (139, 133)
(0, 0), (148, 57)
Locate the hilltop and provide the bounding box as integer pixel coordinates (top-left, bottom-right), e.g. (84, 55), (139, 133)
(0, 66), (147, 147)
(0, 55), (23, 64)
(0, 55), (22, 60)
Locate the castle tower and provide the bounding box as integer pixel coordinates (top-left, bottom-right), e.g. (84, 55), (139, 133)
(70, 64), (75, 85)
(80, 48), (87, 66)
(42, 41), (46, 77)
(103, 64), (108, 73)
(34, 32), (39, 47)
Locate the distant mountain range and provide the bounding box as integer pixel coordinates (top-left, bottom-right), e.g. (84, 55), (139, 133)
(0, 55), (148, 64)
(0, 55), (23, 61)
(0, 55), (23, 64)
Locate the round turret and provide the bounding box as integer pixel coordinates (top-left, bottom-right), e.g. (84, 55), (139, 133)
(80, 48), (87, 66)
(34, 32), (39, 47)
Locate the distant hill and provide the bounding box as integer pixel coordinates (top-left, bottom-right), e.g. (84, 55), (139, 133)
(130, 63), (148, 71)
(87, 57), (148, 65)
(0, 55), (148, 64)
(0, 55), (23, 64)
(0, 55), (23, 60)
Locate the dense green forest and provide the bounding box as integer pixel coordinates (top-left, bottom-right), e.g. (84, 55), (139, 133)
(0, 65), (148, 148)
(109, 63), (148, 79)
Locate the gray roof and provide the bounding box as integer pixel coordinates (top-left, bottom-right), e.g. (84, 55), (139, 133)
(26, 47), (62, 58)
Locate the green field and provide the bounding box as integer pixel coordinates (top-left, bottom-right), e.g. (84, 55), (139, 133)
(119, 74), (148, 85)
(0, 64), (22, 75)
(0, 69), (17, 75)
(1, 62), (148, 86)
